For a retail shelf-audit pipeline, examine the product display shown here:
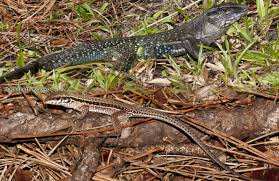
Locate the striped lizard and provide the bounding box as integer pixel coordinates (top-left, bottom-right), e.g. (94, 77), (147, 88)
(45, 92), (249, 180)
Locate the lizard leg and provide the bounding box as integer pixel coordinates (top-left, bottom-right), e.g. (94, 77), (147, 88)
(111, 111), (132, 141)
(74, 105), (90, 120)
(112, 53), (136, 73)
(181, 38), (200, 59)
(109, 47), (137, 72)
(111, 51), (144, 85)
(103, 111), (128, 147)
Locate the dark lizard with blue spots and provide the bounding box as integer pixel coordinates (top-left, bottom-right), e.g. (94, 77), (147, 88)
(0, 3), (248, 84)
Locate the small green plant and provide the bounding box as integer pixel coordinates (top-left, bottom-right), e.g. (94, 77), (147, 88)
(241, 50), (271, 65)
(202, 0), (215, 9)
(192, 45), (206, 76)
(256, 0), (270, 19)
(216, 41), (233, 83)
(259, 72), (279, 90)
(232, 22), (253, 43)
(16, 23), (24, 68)
(0, 23), (9, 30)
(136, 10), (173, 36)
(162, 56), (193, 93)
(75, 2), (112, 39)
(233, 38), (257, 75)
(88, 69), (121, 92)
(76, 3), (94, 21)
(48, 69), (80, 91)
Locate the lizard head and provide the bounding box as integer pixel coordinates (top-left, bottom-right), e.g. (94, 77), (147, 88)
(45, 93), (75, 108)
(181, 3), (248, 58)
(205, 3), (248, 29)
(200, 3), (248, 44)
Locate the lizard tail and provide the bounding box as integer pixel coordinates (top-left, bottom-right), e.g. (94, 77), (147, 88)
(0, 61), (40, 84)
